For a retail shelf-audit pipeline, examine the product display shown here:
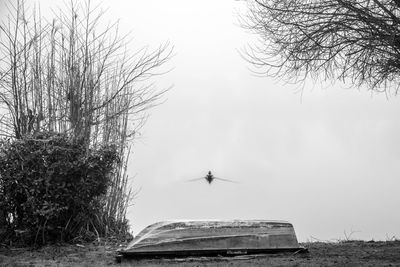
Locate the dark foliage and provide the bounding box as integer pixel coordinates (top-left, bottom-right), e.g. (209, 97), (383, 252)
(0, 132), (119, 245)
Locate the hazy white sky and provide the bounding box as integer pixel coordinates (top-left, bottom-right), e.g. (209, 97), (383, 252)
(6, 0), (400, 242)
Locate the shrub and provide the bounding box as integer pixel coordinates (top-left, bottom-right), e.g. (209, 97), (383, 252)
(0, 132), (119, 245)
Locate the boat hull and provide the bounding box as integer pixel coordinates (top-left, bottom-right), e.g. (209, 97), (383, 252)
(120, 220), (305, 258)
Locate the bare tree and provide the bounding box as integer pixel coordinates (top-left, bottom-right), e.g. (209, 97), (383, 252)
(0, 0), (171, 141)
(241, 0), (400, 93)
(0, 0), (172, 236)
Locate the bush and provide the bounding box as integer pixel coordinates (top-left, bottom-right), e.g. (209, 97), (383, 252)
(0, 132), (119, 245)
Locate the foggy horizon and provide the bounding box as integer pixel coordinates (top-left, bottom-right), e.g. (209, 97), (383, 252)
(4, 0), (400, 243)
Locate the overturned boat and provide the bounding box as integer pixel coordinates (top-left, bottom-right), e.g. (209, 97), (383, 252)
(118, 220), (306, 258)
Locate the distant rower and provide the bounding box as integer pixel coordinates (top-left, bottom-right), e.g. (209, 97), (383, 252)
(187, 171), (237, 184)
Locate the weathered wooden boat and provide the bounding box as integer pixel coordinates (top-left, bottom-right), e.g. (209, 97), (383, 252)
(118, 220), (306, 259)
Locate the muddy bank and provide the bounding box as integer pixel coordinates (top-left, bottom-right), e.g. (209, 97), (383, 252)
(1, 240), (400, 266)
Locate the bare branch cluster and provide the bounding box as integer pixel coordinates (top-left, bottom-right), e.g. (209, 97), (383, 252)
(241, 0), (400, 93)
(0, 0), (172, 142)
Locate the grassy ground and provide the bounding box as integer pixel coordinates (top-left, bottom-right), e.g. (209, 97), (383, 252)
(1, 240), (400, 266)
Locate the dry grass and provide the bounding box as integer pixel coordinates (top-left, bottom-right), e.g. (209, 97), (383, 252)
(1, 240), (400, 266)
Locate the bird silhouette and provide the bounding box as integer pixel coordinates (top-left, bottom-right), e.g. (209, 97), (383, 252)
(187, 171), (237, 184)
